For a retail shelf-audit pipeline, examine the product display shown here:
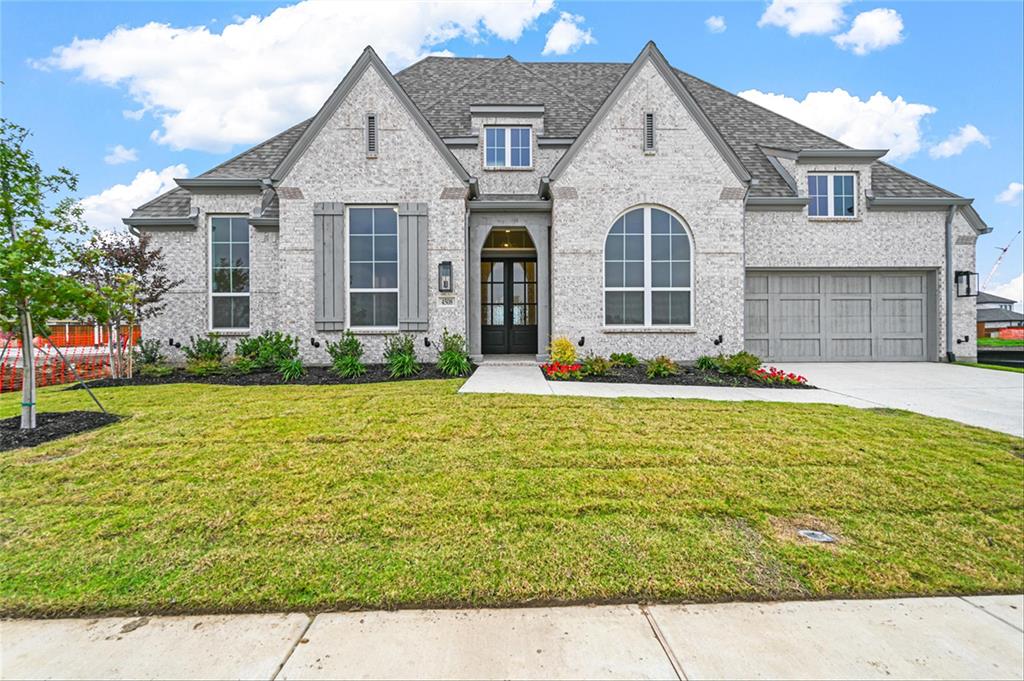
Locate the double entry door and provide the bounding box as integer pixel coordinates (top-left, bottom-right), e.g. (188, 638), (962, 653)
(481, 257), (538, 355)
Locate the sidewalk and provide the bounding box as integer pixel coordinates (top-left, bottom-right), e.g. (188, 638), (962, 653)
(3, 595), (1022, 679)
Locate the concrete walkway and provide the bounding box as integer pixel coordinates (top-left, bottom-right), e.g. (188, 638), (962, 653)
(459, 362), (1024, 437)
(3, 595), (1021, 679)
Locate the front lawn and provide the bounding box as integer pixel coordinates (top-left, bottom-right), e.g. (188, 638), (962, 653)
(1, 381), (1021, 616)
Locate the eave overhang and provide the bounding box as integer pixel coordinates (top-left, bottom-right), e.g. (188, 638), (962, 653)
(468, 198), (551, 213)
(796, 149), (888, 164)
(744, 196), (808, 211)
(469, 104), (544, 116)
(122, 207), (200, 230)
(174, 178), (265, 191)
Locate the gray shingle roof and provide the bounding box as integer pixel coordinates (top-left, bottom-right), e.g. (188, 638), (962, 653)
(977, 308), (1024, 323)
(131, 53), (964, 219)
(978, 291), (1016, 305)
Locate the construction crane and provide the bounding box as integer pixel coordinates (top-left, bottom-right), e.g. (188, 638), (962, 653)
(981, 229), (1022, 290)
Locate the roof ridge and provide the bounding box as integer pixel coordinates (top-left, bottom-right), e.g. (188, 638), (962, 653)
(199, 117), (312, 179)
(417, 55), (524, 113)
(513, 60), (593, 113)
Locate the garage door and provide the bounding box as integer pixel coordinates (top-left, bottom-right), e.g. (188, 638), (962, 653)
(744, 271), (935, 361)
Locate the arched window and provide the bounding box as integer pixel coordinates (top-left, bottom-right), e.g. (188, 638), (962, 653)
(604, 207), (692, 327)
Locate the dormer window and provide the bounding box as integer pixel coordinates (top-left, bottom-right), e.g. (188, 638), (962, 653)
(808, 173), (856, 218)
(485, 127), (531, 168)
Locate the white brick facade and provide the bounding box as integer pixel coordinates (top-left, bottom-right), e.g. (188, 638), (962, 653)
(137, 50), (983, 364)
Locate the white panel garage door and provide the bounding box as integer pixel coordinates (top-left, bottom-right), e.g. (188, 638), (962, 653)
(744, 271), (935, 361)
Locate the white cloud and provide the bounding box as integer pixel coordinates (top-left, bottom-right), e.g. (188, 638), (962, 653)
(79, 164), (188, 230)
(832, 8), (904, 55)
(929, 124), (990, 159)
(738, 88), (936, 161)
(542, 11), (595, 55)
(996, 182), (1024, 205)
(103, 144), (138, 165)
(37, 0), (555, 152)
(705, 16), (727, 33)
(758, 0), (847, 36)
(986, 273), (1024, 311)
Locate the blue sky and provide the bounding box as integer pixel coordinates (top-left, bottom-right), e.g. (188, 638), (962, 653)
(2, 1), (1022, 299)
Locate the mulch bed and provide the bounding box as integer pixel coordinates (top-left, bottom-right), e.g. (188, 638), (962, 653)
(556, 364), (815, 389)
(1, 411), (121, 452)
(65, 364), (464, 390)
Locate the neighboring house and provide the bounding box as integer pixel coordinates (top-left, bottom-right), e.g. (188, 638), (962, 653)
(976, 291), (1024, 337)
(124, 42), (989, 364)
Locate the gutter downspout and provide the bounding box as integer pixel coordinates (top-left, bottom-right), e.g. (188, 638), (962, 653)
(944, 204), (956, 362)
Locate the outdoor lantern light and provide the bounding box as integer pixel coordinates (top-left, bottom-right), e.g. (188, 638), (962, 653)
(954, 271), (979, 297)
(438, 261), (453, 292)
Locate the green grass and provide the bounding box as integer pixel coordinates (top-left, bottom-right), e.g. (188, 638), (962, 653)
(978, 337), (1024, 347)
(955, 361), (1024, 374)
(1, 381), (1022, 617)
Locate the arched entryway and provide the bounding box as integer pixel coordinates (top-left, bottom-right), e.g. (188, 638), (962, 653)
(480, 228), (538, 354)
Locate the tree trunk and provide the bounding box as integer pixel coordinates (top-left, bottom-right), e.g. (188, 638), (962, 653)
(126, 321), (135, 378)
(106, 324), (118, 379)
(19, 309), (36, 429)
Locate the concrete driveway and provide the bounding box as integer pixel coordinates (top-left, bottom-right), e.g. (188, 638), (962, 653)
(775, 362), (1024, 437)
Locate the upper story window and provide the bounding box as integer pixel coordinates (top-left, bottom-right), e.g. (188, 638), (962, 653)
(604, 207), (693, 327)
(808, 173), (856, 218)
(348, 206), (398, 329)
(210, 216), (250, 330)
(485, 127), (531, 168)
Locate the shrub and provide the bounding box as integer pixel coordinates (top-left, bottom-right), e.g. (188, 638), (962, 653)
(184, 358), (225, 376)
(694, 355), (718, 371)
(235, 331), (298, 370)
(609, 352), (639, 368)
(183, 334), (227, 362)
(542, 361), (581, 380)
(231, 356), (259, 375)
(138, 363), (173, 378)
(277, 358), (306, 381)
(136, 339), (164, 365)
(549, 336), (577, 364)
(646, 355), (679, 379)
(326, 331), (366, 378)
(437, 328), (472, 377)
(751, 366), (808, 386)
(384, 334), (420, 378)
(714, 351), (761, 376)
(580, 354), (612, 377)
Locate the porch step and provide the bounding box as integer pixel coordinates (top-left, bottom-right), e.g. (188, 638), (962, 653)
(475, 354), (539, 366)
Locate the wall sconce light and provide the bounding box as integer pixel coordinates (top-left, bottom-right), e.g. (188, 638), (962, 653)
(956, 335), (970, 344)
(424, 336), (432, 348)
(438, 261), (453, 293)
(577, 336), (585, 347)
(168, 338), (181, 349)
(954, 271), (979, 298)
(713, 334), (723, 346)
(310, 337), (321, 348)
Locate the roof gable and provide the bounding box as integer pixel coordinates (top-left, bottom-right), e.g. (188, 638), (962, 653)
(548, 42), (750, 185)
(271, 46), (469, 184)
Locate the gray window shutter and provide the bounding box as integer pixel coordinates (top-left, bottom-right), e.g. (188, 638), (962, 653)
(397, 202), (429, 332)
(313, 202), (345, 332)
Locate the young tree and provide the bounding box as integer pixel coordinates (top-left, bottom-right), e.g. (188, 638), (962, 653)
(73, 232), (182, 378)
(0, 119), (97, 428)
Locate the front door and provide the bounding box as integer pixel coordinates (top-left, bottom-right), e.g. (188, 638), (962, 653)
(481, 258), (538, 354)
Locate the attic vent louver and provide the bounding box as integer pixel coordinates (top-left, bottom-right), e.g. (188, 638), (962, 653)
(366, 113), (378, 157)
(643, 112), (655, 153)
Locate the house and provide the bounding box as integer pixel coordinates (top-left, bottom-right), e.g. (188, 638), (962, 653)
(124, 42), (989, 365)
(976, 291), (1024, 337)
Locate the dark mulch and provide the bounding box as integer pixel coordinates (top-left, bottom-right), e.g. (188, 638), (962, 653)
(65, 364), (466, 390)
(1, 411), (121, 452)
(558, 364), (815, 389)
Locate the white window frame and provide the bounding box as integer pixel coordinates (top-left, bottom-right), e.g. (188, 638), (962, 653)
(603, 205), (694, 329)
(345, 205), (400, 331)
(807, 172), (858, 219)
(208, 215), (251, 333)
(483, 126), (532, 169)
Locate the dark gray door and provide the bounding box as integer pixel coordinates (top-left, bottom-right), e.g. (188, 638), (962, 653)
(745, 270), (933, 361)
(481, 258), (538, 355)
